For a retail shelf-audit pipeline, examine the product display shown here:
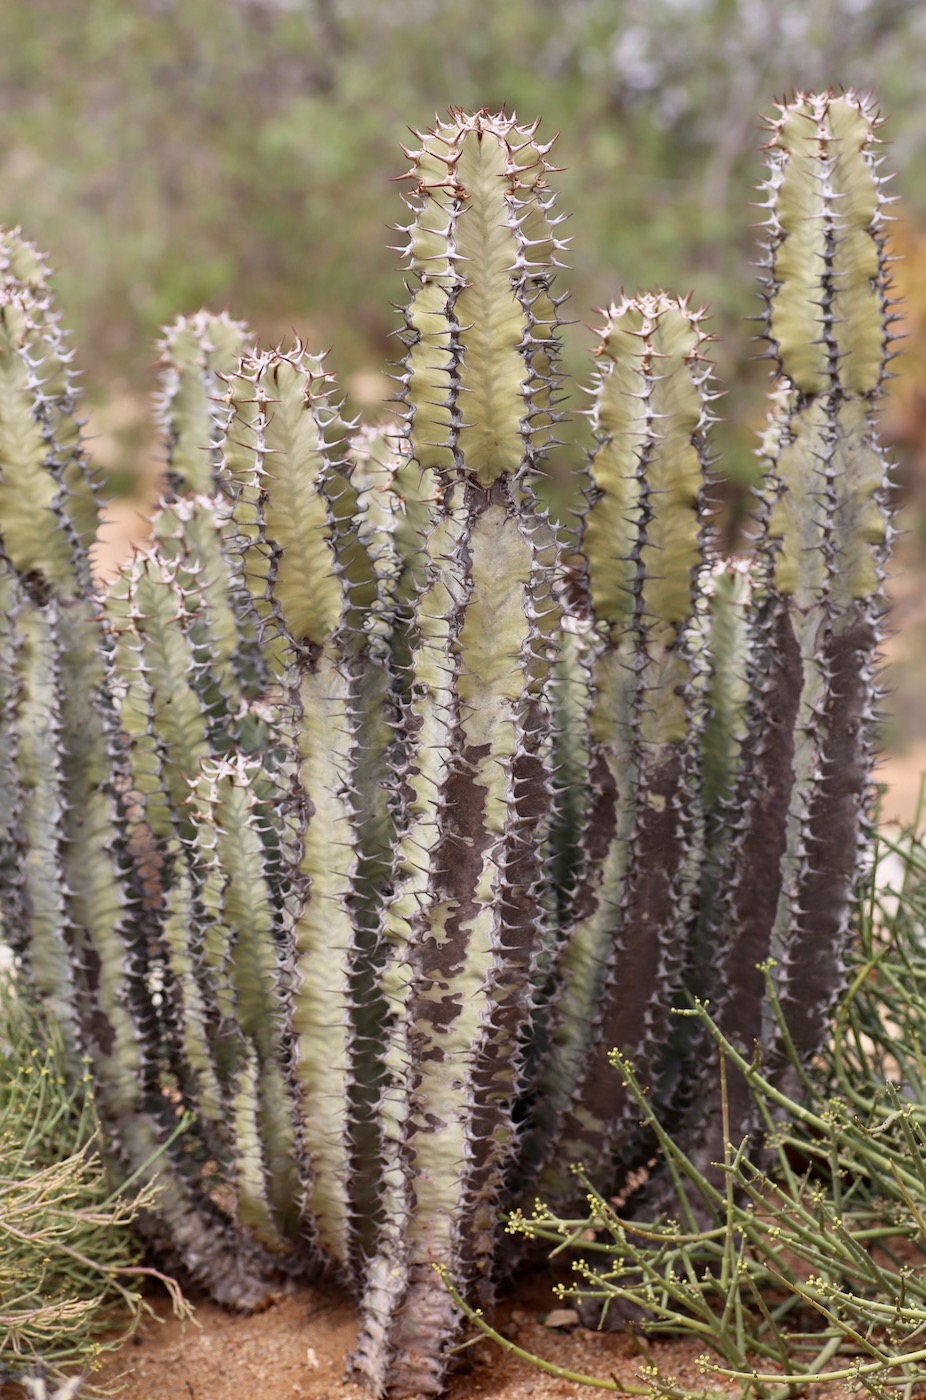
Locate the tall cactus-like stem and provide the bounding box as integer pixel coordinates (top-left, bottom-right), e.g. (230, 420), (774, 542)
(0, 258), (278, 1308)
(151, 312), (268, 715)
(664, 91), (894, 1187)
(223, 345), (387, 1278)
(353, 110), (565, 1399)
(526, 294), (713, 1209)
(157, 310), (250, 498)
(0, 229), (103, 562)
(692, 557), (753, 996)
(757, 91), (893, 1081)
(103, 539), (307, 1282)
(0, 260), (105, 1048)
(186, 755), (305, 1250)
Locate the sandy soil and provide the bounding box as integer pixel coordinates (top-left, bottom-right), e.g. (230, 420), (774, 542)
(89, 1272), (732, 1400)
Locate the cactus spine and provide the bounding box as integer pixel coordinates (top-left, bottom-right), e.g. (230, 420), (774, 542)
(0, 239), (277, 1307)
(758, 92), (890, 1072)
(0, 93), (895, 1397)
(353, 113), (565, 1396)
(525, 293), (712, 1207)
(659, 91), (894, 1187)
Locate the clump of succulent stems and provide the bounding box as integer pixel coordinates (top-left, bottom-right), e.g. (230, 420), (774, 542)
(453, 827), (926, 1399)
(0, 89), (897, 1397)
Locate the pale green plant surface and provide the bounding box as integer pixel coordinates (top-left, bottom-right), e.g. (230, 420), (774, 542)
(0, 90), (899, 1397)
(0, 970), (191, 1396)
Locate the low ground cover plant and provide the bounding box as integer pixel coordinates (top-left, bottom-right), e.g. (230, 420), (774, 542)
(0, 967), (189, 1396)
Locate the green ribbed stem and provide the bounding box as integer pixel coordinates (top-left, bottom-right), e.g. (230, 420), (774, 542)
(661, 92), (893, 1199)
(354, 110), (565, 1400)
(529, 293), (711, 1210)
(224, 345), (388, 1278)
(157, 310), (248, 498)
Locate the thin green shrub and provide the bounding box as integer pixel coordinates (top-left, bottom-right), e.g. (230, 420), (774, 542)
(447, 823), (926, 1398)
(0, 967), (190, 1395)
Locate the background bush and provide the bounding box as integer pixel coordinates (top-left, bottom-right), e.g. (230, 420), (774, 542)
(3, 0), (926, 492)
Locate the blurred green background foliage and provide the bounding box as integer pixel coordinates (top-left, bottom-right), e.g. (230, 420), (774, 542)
(4, 1), (926, 441)
(2, 0), (926, 752)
